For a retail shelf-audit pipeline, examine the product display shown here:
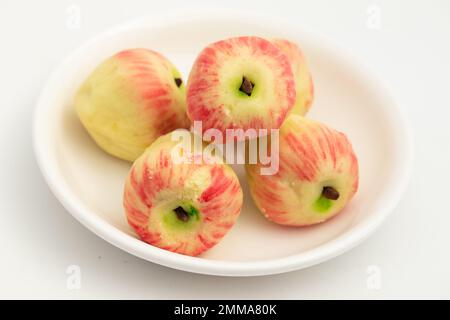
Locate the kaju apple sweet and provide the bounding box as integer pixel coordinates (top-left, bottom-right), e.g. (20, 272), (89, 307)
(272, 39), (314, 116)
(123, 130), (243, 256)
(75, 48), (190, 162)
(186, 36), (296, 137)
(246, 115), (358, 226)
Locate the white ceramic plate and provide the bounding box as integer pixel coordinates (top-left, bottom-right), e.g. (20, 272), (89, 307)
(33, 13), (413, 276)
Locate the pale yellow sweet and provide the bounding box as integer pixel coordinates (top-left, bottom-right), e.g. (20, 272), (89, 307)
(273, 39), (314, 116)
(75, 49), (190, 162)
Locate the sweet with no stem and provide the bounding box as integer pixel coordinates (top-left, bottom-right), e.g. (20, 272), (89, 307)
(272, 39), (314, 116)
(75, 48), (190, 162)
(246, 115), (359, 226)
(123, 130), (243, 256)
(186, 36), (296, 137)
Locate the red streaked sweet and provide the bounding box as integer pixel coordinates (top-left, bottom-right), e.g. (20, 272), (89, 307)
(246, 115), (359, 226)
(123, 130), (243, 256)
(272, 39), (314, 116)
(75, 48), (190, 162)
(186, 36), (296, 137)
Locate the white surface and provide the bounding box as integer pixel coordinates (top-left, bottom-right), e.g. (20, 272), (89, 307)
(33, 14), (412, 276)
(0, 0), (449, 298)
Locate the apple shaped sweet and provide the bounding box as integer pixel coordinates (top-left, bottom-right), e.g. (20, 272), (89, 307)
(186, 36), (296, 137)
(246, 115), (358, 226)
(272, 39), (314, 116)
(123, 130), (243, 256)
(75, 48), (190, 162)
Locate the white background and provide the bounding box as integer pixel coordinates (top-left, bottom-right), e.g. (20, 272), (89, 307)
(1, 0), (449, 299)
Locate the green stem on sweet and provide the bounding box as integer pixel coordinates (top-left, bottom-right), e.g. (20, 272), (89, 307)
(163, 204), (200, 231)
(174, 78), (183, 88)
(322, 186), (340, 200)
(313, 187), (340, 213)
(239, 76), (254, 96)
(174, 206), (189, 222)
(173, 205), (199, 223)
